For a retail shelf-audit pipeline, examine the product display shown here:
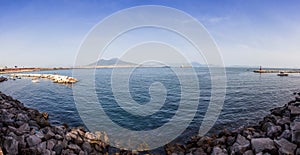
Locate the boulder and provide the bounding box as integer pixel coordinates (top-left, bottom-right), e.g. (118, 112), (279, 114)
(3, 137), (19, 155)
(26, 135), (42, 147)
(243, 150), (254, 155)
(53, 144), (63, 155)
(274, 138), (297, 155)
(289, 105), (300, 115)
(251, 138), (276, 153)
(68, 144), (82, 153)
(276, 117), (291, 126)
(278, 130), (291, 140)
(81, 142), (92, 153)
(15, 123), (30, 135)
(37, 141), (47, 154)
(291, 122), (300, 144)
(211, 146), (227, 155)
(230, 134), (250, 154)
(47, 139), (56, 150)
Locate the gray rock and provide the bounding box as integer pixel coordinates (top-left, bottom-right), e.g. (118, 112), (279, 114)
(26, 135), (42, 147)
(16, 123), (30, 135)
(3, 137), (19, 155)
(79, 150), (85, 155)
(266, 124), (282, 137)
(47, 139), (56, 150)
(81, 142), (92, 153)
(43, 149), (51, 155)
(53, 144), (63, 155)
(16, 135), (26, 150)
(37, 141), (47, 154)
(278, 130), (291, 140)
(289, 105), (300, 115)
(54, 134), (63, 140)
(243, 150), (254, 155)
(274, 138), (297, 155)
(36, 130), (45, 139)
(251, 138), (276, 153)
(291, 122), (300, 144)
(211, 146), (227, 155)
(16, 113), (30, 122)
(231, 134), (250, 154)
(276, 117), (291, 126)
(296, 148), (300, 155)
(68, 144), (82, 153)
(44, 129), (55, 140)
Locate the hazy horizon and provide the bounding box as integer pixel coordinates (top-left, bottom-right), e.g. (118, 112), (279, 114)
(0, 1), (300, 68)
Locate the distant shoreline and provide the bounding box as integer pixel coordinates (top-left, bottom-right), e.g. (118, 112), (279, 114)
(0, 67), (72, 74)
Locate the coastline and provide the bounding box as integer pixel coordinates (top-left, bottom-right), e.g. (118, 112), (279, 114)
(0, 68), (71, 74)
(0, 92), (299, 154)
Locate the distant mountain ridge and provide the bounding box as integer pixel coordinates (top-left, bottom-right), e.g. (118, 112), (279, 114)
(87, 58), (206, 68)
(88, 58), (136, 66)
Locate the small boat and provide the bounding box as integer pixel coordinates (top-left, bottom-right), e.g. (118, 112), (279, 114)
(277, 72), (288, 76)
(32, 78), (40, 83)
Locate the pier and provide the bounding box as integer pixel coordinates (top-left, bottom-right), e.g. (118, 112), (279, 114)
(10, 74), (78, 84)
(253, 69), (300, 73)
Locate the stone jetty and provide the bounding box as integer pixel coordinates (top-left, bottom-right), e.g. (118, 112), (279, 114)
(254, 69), (300, 74)
(10, 74), (78, 84)
(0, 91), (111, 155)
(1, 91), (300, 154)
(165, 95), (300, 155)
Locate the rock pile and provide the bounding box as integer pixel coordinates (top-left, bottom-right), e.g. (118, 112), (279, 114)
(165, 95), (300, 155)
(0, 92), (110, 155)
(1, 90), (300, 155)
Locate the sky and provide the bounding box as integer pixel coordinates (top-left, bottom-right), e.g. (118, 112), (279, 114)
(0, 0), (300, 68)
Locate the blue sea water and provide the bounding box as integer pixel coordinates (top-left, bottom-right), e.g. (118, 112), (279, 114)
(1, 67), (300, 141)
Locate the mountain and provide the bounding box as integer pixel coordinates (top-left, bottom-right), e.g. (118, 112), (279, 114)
(88, 58), (136, 66)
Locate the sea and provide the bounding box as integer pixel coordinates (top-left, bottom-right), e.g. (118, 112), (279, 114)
(1, 67), (300, 149)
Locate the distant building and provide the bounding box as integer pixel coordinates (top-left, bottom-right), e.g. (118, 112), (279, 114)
(0, 66), (7, 71)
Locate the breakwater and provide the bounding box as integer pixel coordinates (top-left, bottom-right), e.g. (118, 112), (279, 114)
(10, 74), (78, 84)
(165, 96), (300, 155)
(254, 69), (300, 73)
(0, 91), (300, 154)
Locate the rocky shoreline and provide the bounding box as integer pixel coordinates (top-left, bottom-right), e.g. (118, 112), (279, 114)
(0, 91), (300, 155)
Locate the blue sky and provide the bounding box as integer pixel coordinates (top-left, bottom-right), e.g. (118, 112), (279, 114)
(0, 0), (299, 68)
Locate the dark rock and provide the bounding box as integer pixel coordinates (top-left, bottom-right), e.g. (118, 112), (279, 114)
(278, 130), (291, 140)
(15, 123), (30, 135)
(296, 148), (300, 155)
(263, 122), (282, 137)
(54, 134), (63, 140)
(276, 117), (291, 126)
(68, 144), (82, 153)
(211, 146), (227, 155)
(37, 141), (47, 154)
(3, 136), (19, 155)
(16, 113), (30, 122)
(274, 138), (297, 155)
(47, 139), (56, 150)
(26, 135), (42, 147)
(243, 150), (254, 155)
(44, 129), (55, 140)
(226, 136), (235, 146)
(271, 106), (286, 116)
(53, 144), (63, 155)
(291, 122), (300, 144)
(289, 105), (300, 115)
(251, 138), (276, 154)
(81, 142), (92, 153)
(230, 134), (250, 154)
